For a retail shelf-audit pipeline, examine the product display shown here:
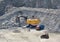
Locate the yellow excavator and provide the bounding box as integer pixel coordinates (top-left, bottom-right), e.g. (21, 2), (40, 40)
(27, 19), (40, 25)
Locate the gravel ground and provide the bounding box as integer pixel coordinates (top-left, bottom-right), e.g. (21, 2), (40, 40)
(0, 28), (60, 42)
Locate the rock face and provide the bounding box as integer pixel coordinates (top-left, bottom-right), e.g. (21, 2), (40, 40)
(0, 0), (60, 16)
(0, 0), (60, 32)
(0, 7), (60, 33)
(1, 0), (60, 8)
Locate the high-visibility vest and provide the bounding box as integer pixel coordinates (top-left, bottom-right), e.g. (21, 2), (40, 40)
(27, 19), (40, 25)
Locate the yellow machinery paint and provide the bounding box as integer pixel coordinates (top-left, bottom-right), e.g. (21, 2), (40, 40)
(27, 19), (40, 25)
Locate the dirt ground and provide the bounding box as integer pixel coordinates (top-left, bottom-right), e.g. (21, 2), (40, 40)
(0, 28), (60, 42)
